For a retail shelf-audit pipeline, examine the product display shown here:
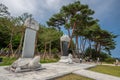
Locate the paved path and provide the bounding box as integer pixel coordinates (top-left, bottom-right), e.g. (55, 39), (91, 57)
(0, 62), (120, 80)
(0, 63), (95, 80)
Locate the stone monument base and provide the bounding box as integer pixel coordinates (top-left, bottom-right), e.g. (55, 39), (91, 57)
(59, 56), (69, 63)
(7, 56), (45, 72)
(59, 55), (73, 64)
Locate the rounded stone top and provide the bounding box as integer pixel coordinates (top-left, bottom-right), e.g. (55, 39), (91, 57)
(60, 35), (70, 42)
(24, 17), (39, 31)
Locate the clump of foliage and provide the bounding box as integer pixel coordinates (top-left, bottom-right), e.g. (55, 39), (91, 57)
(40, 58), (59, 63)
(85, 47), (116, 63)
(47, 1), (117, 60)
(0, 57), (17, 66)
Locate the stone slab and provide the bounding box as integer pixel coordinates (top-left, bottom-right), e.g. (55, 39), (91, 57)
(22, 28), (36, 58)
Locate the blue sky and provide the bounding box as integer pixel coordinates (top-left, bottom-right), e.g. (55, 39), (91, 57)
(1, 0), (120, 58)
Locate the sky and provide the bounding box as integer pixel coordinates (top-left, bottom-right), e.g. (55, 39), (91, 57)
(1, 0), (120, 58)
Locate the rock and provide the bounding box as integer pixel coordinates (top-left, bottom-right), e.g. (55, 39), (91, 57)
(59, 56), (69, 63)
(9, 56), (42, 72)
(68, 53), (73, 64)
(15, 67), (21, 72)
(11, 58), (32, 69)
(28, 56), (41, 69)
(59, 54), (73, 64)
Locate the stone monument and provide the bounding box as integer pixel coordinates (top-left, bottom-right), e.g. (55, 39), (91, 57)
(59, 35), (72, 63)
(8, 18), (43, 72)
(22, 17), (39, 58)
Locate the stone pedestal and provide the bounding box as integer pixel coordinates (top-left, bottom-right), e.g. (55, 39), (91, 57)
(9, 56), (43, 72)
(59, 56), (69, 63)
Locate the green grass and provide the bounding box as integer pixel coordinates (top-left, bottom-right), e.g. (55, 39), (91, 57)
(40, 58), (59, 63)
(89, 65), (120, 77)
(0, 56), (59, 66)
(0, 57), (17, 66)
(52, 74), (94, 80)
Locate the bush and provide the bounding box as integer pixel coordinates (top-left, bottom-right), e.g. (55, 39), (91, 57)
(40, 58), (59, 63)
(53, 53), (60, 59)
(0, 56), (59, 66)
(40, 50), (44, 53)
(0, 57), (17, 66)
(105, 57), (116, 63)
(51, 48), (58, 54)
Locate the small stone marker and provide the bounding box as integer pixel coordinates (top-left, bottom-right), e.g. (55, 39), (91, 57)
(60, 35), (70, 56)
(59, 35), (70, 63)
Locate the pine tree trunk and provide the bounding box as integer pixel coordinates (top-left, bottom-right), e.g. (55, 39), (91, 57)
(14, 31), (24, 58)
(9, 31), (14, 57)
(60, 40), (63, 56)
(43, 42), (47, 59)
(68, 22), (76, 48)
(49, 41), (52, 58)
(88, 39), (92, 57)
(67, 29), (71, 37)
(95, 42), (98, 53)
(98, 43), (101, 54)
(82, 39), (86, 54)
(75, 36), (79, 51)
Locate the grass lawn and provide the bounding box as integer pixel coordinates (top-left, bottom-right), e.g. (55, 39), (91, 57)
(40, 58), (59, 63)
(0, 57), (17, 66)
(0, 56), (59, 66)
(51, 74), (94, 80)
(89, 65), (120, 77)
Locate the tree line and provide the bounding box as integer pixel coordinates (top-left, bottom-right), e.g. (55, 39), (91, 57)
(0, 1), (117, 60)
(47, 1), (117, 59)
(0, 3), (62, 59)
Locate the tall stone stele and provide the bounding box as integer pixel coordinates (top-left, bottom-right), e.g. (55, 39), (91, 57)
(22, 17), (39, 58)
(9, 18), (43, 72)
(59, 35), (70, 63)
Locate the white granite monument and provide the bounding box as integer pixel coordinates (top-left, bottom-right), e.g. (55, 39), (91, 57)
(59, 35), (73, 63)
(9, 18), (43, 72)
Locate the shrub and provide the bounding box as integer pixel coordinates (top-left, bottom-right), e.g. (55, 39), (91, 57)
(51, 48), (58, 54)
(40, 58), (59, 63)
(0, 57), (17, 66)
(53, 53), (60, 59)
(105, 57), (116, 63)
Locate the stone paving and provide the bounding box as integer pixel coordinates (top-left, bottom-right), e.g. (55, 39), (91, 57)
(0, 63), (95, 80)
(0, 62), (120, 80)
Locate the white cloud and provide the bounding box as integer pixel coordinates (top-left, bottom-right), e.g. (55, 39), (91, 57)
(1, 0), (74, 22)
(81, 0), (115, 19)
(45, 0), (60, 9)
(1, 0), (37, 16)
(0, 0), (116, 23)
